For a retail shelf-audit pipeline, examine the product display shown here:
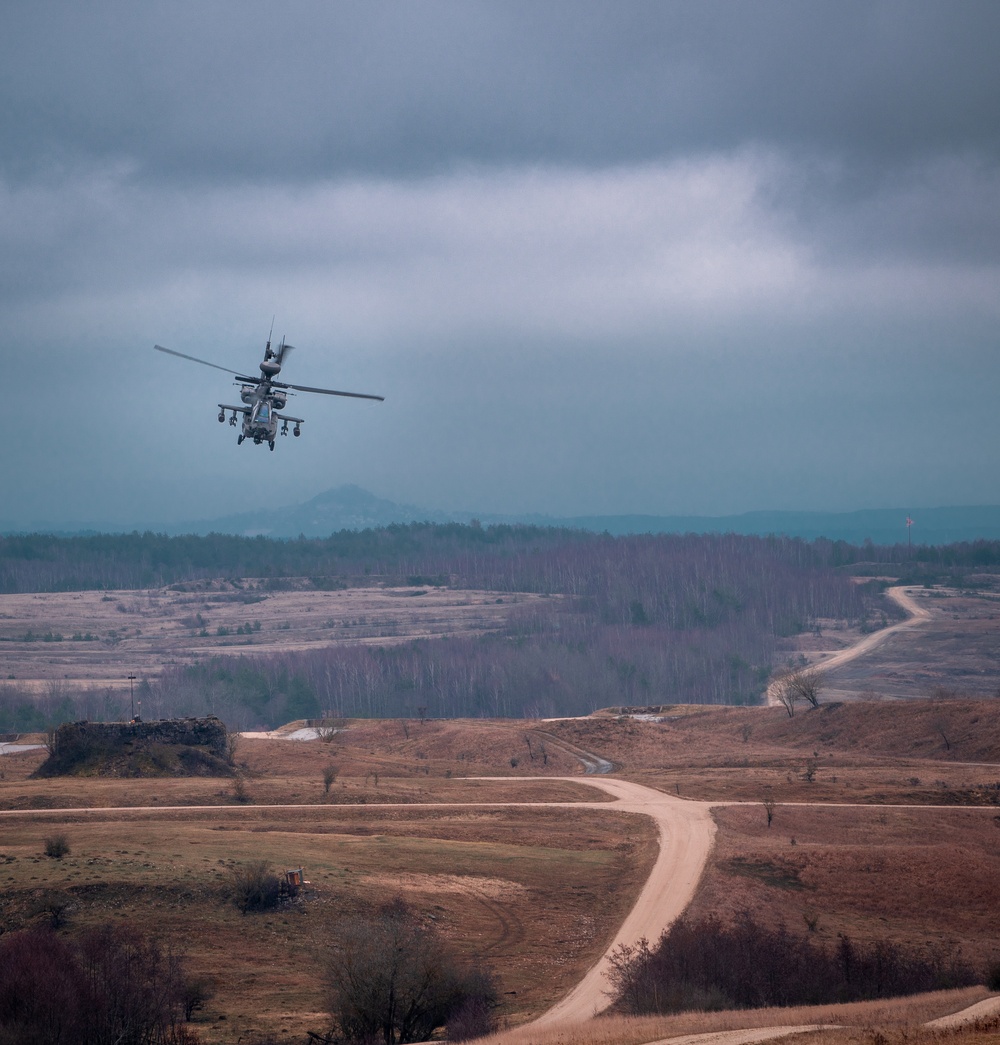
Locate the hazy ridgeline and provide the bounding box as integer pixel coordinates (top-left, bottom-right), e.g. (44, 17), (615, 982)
(0, 527), (907, 730)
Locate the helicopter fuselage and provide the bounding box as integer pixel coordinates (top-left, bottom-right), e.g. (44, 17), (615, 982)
(154, 332), (382, 452)
(219, 382), (303, 449)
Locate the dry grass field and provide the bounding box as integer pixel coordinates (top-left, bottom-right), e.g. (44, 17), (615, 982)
(0, 581), (551, 690)
(3, 705), (999, 1043)
(543, 700), (1000, 803)
(2, 581), (999, 1044)
(688, 803), (1000, 969)
(0, 778), (657, 1041)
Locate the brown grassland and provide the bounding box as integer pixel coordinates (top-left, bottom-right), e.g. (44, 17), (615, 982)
(0, 582), (550, 690)
(0, 757), (657, 1041)
(1, 582), (999, 1044)
(543, 697), (1000, 802)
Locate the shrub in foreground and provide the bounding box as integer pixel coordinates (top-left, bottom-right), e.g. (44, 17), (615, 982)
(988, 961), (1000, 991)
(228, 859), (283, 913)
(608, 913), (979, 1015)
(0, 923), (189, 1044)
(323, 897), (498, 1044)
(44, 833), (70, 859)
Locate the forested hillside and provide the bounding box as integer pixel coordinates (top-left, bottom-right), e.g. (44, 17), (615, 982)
(3, 525), (1000, 594)
(0, 525), (908, 729)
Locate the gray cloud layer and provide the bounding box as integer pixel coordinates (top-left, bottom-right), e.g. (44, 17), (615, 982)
(4, 2), (998, 181)
(2, 2), (999, 526)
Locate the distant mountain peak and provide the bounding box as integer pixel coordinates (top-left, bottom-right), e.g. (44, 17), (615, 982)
(304, 484), (420, 514)
(6, 485), (1000, 545)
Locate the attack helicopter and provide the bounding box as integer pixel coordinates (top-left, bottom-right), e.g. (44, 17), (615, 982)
(153, 333), (384, 450)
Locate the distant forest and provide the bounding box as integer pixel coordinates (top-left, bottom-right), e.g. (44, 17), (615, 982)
(3, 524), (995, 730)
(3, 524), (999, 594)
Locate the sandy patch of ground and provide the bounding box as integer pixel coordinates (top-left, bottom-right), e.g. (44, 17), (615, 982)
(0, 742), (45, 754)
(926, 995), (1000, 1027)
(359, 870), (528, 901)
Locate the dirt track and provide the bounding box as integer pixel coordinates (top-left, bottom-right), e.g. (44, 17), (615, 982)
(767, 585), (930, 706)
(0, 774), (714, 1023)
(646, 1030), (828, 1045)
(2, 764), (996, 1036)
(808, 586), (931, 676)
(531, 780), (715, 1024)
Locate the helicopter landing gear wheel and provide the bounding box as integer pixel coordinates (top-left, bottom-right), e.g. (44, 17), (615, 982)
(237, 434), (244, 445)
(268, 441), (275, 451)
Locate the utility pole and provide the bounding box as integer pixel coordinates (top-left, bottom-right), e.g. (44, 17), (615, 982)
(127, 673), (137, 721)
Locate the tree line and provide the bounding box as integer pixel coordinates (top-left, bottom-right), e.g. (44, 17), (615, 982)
(4, 523), (1000, 595)
(144, 532), (893, 725)
(0, 524), (585, 593)
(2, 528), (902, 729)
(2, 528), (895, 727)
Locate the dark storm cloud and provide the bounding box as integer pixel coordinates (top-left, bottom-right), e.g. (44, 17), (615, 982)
(2, 1), (998, 186)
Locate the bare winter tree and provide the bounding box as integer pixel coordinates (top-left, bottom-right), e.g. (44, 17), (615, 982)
(772, 668), (823, 717)
(789, 670), (823, 709)
(323, 898), (497, 1044)
(762, 794), (776, 828)
(0, 922), (189, 1044)
(932, 714), (952, 751)
(224, 728), (240, 766)
(772, 673), (798, 718)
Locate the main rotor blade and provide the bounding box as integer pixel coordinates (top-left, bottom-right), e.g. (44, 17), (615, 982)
(282, 381), (385, 401)
(153, 344), (246, 377)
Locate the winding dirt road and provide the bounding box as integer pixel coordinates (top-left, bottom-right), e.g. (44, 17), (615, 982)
(3, 770), (995, 1038)
(531, 780), (715, 1024)
(0, 776), (713, 1024)
(767, 585), (930, 706)
(7, 587), (993, 1038)
(811, 586), (930, 675)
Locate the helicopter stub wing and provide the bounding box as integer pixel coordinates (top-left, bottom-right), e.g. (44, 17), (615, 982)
(219, 403), (250, 415)
(274, 412), (305, 424)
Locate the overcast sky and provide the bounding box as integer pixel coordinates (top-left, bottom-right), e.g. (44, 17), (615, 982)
(3, 1), (999, 527)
